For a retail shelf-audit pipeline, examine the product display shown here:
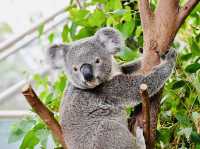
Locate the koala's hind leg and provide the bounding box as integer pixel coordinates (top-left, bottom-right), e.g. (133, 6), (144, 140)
(91, 120), (136, 149)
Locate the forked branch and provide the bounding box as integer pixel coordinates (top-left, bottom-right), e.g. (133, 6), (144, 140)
(22, 84), (67, 149)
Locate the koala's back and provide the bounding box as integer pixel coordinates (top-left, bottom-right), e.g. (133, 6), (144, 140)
(60, 83), (136, 149)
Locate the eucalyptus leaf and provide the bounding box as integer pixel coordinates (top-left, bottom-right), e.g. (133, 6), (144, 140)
(88, 10), (106, 27)
(8, 118), (36, 143)
(185, 63), (200, 73)
(20, 130), (39, 149)
(48, 33), (55, 44)
(38, 24), (44, 37)
(180, 53), (193, 61)
(62, 25), (69, 43)
(172, 80), (186, 89)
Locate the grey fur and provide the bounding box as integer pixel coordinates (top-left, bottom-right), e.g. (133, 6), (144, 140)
(47, 27), (176, 149)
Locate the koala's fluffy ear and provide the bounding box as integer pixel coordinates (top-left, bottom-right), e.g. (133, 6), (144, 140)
(95, 27), (124, 54)
(46, 44), (69, 69)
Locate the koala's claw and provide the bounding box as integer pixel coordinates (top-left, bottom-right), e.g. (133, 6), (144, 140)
(160, 53), (166, 60)
(165, 48), (177, 60)
(159, 49), (176, 61)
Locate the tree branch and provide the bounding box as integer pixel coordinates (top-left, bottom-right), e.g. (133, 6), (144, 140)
(22, 84), (68, 149)
(75, 0), (82, 9)
(178, 0), (199, 28)
(139, 0), (153, 32)
(139, 84), (151, 148)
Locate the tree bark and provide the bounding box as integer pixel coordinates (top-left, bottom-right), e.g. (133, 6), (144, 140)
(139, 84), (151, 148)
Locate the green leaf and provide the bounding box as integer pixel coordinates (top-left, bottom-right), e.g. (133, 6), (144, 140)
(36, 128), (49, 148)
(185, 63), (200, 73)
(69, 8), (90, 26)
(196, 144), (200, 149)
(135, 26), (142, 37)
(191, 131), (200, 143)
(39, 91), (53, 104)
(8, 117), (36, 143)
(33, 74), (49, 88)
(125, 105), (133, 117)
(20, 130), (39, 149)
(38, 24), (45, 37)
(172, 80), (186, 89)
(92, 0), (106, 3)
(176, 112), (192, 127)
(180, 53), (193, 61)
(48, 32), (55, 44)
(118, 21), (134, 39)
(69, 22), (77, 40)
(157, 128), (171, 144)
(34, 123), (49, 148)
(116, 47), (138, 62)
(191, 41), (200, 56)
(121, 7), (132, 22)
(54, 73), (67, 93)
(88, 9), (106, 27)
(106, 0), (122, 10)
(8, 128), (24, 143)
(75, 27), (92, 39)
(62, 25), (69, 43)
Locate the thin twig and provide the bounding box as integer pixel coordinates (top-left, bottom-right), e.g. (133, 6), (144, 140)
(75, 0), (82, 9)
(178, 0), (199, 28)
(22, 84), (67, 149)
(139, 84), (151, 148)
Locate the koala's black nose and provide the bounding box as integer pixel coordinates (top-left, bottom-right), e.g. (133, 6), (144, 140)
(80, 63), (94, 81)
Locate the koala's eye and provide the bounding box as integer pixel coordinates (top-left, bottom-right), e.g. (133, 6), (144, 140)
(73, 65), (78, 72)
(95, 58), (101, 64)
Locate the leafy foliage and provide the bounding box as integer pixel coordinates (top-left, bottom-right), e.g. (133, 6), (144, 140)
(9, 0), (200, 148)
(9, 73), (67, 149)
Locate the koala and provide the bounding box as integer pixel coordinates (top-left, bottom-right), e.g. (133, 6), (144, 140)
(47, 27), (176, 149)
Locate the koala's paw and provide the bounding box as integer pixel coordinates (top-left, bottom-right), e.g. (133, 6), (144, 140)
(160, 48), (177, 61)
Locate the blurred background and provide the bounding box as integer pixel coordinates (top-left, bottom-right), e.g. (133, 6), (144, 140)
(0, 0), (68, 148)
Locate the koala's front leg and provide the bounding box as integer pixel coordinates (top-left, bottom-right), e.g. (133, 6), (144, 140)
(142, 49), (176, 97)
(121, 59), (142, 74)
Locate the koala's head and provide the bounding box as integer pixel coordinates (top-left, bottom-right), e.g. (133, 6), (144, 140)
(47, 27), (124, 89)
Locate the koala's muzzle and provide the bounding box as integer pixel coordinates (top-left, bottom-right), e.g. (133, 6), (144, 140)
(80, 64), (94, 81)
